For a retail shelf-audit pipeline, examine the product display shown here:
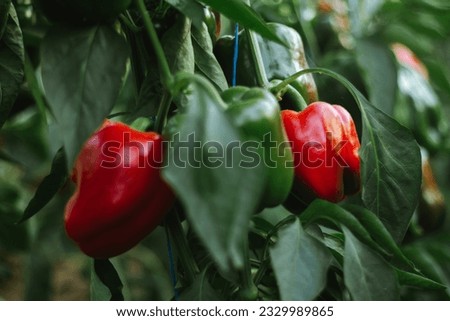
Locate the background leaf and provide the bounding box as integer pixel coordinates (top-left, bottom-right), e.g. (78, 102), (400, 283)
(163, 74), (265, 275)
(355, 38), (397, 115)
(41, 25), (128, 169)
(270, 218), (331, 300)
(0, 5), (24, 128)
(343, 227), (400, 300)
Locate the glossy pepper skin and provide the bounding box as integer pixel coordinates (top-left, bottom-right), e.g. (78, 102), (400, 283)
(222, 87), (294, 208)
(64, 119), (174, 258)
(214, 23), (318, 105)
(281, 102), (360, 205)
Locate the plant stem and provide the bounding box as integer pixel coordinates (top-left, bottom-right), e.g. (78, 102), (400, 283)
(238, 235), (259, 300)
(243, 0), (269, 87)
(135, 0), (173, 89)
(166, 210), (199, 285)
(155, 90), (172, 133)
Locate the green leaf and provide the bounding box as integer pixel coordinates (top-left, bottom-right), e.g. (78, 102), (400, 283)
(356, 38), (397, 115)
(198, 0), (285, 45)
(343, 204), (414, 269)
(162, 73), (265, 275)
(395, 268), (447, 290)
(0, 5), (24, 129)
(191, 22), (228, 91)
(41, 25), (128, 169)
(20, 147), (68, 223)
(343, 227), (400, 300)
(179, 269), (222, 300)
(91, 259), (124, 301)
(301, 200), (388, 256)
(162, 16), (195, 75)
(270, 218), (332, 300)
(164, 0), (205, 30)
(0, 0), (11, 40)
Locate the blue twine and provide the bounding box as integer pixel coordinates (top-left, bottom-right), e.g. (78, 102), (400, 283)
(232, 23), (239, 87)
(165, 225), (179, 300)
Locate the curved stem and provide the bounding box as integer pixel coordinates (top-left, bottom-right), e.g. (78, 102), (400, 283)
(135, 0), (173, 89)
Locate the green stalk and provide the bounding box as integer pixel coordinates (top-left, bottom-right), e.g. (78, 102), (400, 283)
(155, 90), (172, 133)
(166, 211), (199, 285)
(135, 0), (173, 89)
(238, 236), (259, 300)
(243, 0), (269, 87)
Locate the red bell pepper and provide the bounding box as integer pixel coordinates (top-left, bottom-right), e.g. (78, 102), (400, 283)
(64, 119), (174, 258)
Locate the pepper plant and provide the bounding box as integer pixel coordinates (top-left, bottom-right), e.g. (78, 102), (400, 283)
(0, 0), (449, 301)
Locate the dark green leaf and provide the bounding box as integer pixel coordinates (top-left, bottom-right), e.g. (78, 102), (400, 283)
(191, 22), (228, 91)
(162, 16), (195, 75)
(20, 147), (68, 223)
(270, 218), (332, 300)
(301, 200), (388, 256)
(343, 227), (400, 300)
(0, 0), (11, 39)
(343, 204), (414, 269)
(356, 38), (397, 115)
(164, 0), (205, 30)
(91, 259), (124, 301)
(198, 0), (285, 45)
(41, 25), (128, 169)
(395, 268), (446, 290)
(0, 5), (24, 129)
(162, 73), (265, 275)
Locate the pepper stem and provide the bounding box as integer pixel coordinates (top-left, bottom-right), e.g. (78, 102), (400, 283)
(135, 0), (173, 90)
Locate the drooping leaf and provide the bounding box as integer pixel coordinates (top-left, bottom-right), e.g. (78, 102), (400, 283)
(162, 16), (195, 75)
(0, 5), (24, 129)
(20, 147), (68, 223)
(41, 25), (128, 169)
(91, 259), (124, 301)
(164, 0), (205, 30)
(270, 218), (332, 300)
(395, 268), (446, 290)
(191, 22), (228, 91)
(199, 0), (285, 45)
(343, 204), (414, 269)
(162, 73), (265, 276)
(355, 38), (397, 115)
(343, 227), (400, 300)
(301, 200), (388, 256)
(0, 0), (11, 40)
